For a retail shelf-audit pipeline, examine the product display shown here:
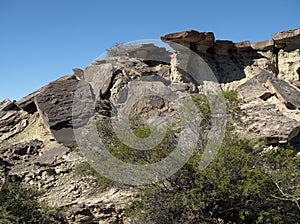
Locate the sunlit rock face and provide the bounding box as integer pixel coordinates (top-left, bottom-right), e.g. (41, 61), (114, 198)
(0, 27), (299, 223)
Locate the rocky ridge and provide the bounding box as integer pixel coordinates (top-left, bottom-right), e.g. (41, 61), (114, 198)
(0, 27), (300, 223)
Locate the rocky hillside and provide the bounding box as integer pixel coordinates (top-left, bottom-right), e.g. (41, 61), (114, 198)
(0, 28), (299, 223)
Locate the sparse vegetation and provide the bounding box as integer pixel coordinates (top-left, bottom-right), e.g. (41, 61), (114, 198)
(0, 180), (66, 224)
(122, 91), (300, 223)
(74, 91), (299, 223)
(73, 161), (116, 189)
(125, 130), (300, 223)
(106, 42), (127, 57)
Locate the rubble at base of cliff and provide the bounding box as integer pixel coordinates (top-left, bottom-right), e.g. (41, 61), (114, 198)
(1, 27), (300, 223)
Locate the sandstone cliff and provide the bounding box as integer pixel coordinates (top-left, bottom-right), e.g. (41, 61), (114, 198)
(0, 28), (299, 223)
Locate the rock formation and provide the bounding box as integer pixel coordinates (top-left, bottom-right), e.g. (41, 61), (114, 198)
(0, 27), (300, 223)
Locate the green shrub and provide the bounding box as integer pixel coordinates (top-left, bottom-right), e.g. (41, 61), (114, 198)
(126, 129), (300, 223)
(223, 90), (243, 121)
(73, 162), (115, 189)
(106, 42), (127, 57)
(0, 181), (66, 224)
(94, 90), (299, 223)
(96, 119), (179, 165)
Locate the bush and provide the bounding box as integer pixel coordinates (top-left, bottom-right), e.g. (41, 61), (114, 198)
(94, 90), (299, 223)
(96, 119), (179, 165)
(73, 161), (116, 189)
(126, 130), (300, 223)
(106, 42), (127, 57)
(0, 181), (66, 224)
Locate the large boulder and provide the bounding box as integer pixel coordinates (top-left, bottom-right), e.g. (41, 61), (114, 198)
(125, 44), (171, 62)
(161, 30), (215, 43)
(265, 77), (300, 109)
(236, 69), (274, 102)
(34, 76), (82, 144)
(272, 27), (300, 47)
(161, 30), (215, 52)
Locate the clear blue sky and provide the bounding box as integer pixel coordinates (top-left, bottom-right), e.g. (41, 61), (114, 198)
(0, 0), (299, 101)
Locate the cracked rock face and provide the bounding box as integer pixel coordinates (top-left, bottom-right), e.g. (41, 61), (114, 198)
(0, 28), (300, 223)
(277, 49), (300, 80)
(0, 100), (29, 143)
(237, 69), (300, 145)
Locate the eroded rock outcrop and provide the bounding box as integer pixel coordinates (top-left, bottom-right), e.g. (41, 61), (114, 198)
(241, 98), (300, 144)
(161, 30), (215, 52)
(161, 27), (300, 85)
(1, 27), (300, 223)
(237, 69), (300, 144)
(0, 99), (29, 143)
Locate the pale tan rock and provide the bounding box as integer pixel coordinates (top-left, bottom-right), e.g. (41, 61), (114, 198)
(241, 98), (300, 144)
(277, 49), (300, 80)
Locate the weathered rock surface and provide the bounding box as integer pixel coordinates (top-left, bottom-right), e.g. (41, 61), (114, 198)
(237, 69), (300, 144)
(34, 76), (79, 144)
(251, 40), (274, 51)
(266, 77), (300, 109)
(125, 44), (171, 62)
(0, 137), (132, 224)
(272, 28), (300, 46)
(161, 30), (215, 43)
(234, 40), (252, 51)
(0, 100), (29, 143)
(16, 87), (45, 114)
(161, 30), (215, 52)
(1, 27), (300, 224)
(241, 99), (300, 144)
(237, 69), (274, 102)
(161, 28), (300, 85)
(277, 48), (300, 80)
(290, 80), (300, 89)
(213, 40), (234, 55)
(83, 63), (114, 101)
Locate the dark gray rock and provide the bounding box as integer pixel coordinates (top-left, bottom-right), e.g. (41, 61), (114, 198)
(34, 76), (79, 144)
(161, 30), (214, 43)
(213, 40), (234, 55)
(0, 100), (29, 143)
(125, 44), (171, 62)
(34, 146), (69, 166)
(83, 63), (114, 101)
(290, 80), (300, 89)
(236, 69), (274, 102)
(16, 87), (45, 114)
(266, 78), (300, 109)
